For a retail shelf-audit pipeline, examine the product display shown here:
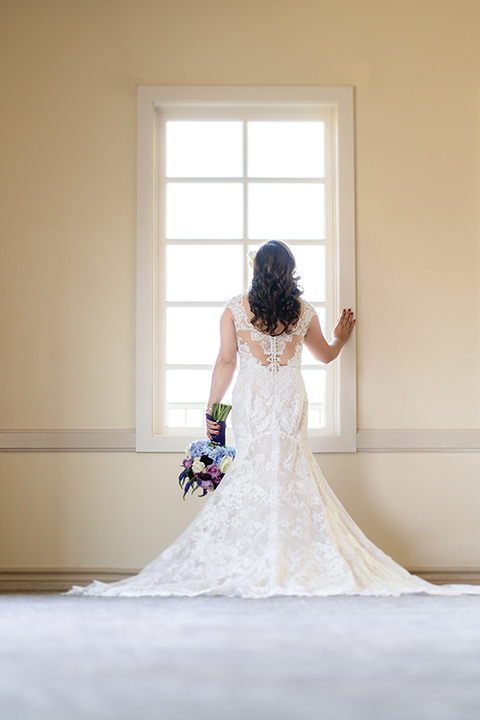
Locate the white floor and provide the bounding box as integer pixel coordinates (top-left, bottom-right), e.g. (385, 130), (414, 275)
(1, 593), (480, 720)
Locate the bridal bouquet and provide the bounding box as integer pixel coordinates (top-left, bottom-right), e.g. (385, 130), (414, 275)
(179, 439), (236, 499)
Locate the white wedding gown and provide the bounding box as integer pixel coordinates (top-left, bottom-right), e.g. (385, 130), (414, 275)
(67, 294), (480, 598)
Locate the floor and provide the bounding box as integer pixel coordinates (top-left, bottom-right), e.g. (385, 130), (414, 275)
(1, 593), (480, 720)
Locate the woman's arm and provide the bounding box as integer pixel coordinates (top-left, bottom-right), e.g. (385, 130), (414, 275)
(206, 308), (237, 440)
(304, 309), (356, 364)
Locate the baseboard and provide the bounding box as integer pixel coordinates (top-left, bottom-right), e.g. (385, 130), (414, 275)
(409, 568), (480, 585)
(1, 567), (480, 593)
(0, 568), (139, 592)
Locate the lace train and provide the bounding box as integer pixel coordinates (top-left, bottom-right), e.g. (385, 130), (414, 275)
(66, 295), (480, 598)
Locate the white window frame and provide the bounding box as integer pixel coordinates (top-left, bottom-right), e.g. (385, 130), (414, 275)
(136, 86), (356, 452)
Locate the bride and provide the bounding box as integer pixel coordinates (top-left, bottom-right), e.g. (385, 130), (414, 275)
(67, 241), (480, 597)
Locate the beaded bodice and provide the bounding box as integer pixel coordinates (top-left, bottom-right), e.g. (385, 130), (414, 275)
(225, 293), (316, 373)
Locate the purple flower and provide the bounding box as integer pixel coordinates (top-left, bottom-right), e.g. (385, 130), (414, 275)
(207, 464), (221, 478)
(183, 458), (193, 469)
(198, 479), (214, 491)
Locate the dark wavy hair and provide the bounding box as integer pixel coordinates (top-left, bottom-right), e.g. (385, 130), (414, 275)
(248, 241), (303, 336)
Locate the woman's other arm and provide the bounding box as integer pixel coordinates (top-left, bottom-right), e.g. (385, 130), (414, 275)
(206, 308), (237, 440)
(304, 309), (356, 364)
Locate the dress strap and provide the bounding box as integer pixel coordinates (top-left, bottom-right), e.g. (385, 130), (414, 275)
(225, 294), (251, 331)
(295, 301), (317, 337)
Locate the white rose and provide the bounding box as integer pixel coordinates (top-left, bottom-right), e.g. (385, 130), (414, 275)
(185, 443), (192, 459)
(247, 250), (257, 268)
(192, 458), (205, 474)
(219, 456), (232, 474)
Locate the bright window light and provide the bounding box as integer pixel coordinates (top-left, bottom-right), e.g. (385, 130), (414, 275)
(248, 121), (325, 178)
(166, 121), (243, 178)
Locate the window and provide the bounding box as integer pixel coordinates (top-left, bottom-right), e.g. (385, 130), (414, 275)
(137, 87), (356, 452)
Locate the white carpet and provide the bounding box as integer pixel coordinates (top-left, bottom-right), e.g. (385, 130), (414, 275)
(1, 593), (480, 719)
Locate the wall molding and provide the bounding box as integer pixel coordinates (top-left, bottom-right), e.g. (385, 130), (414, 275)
(0, 430), (136, 452)
(1, 429), (480, 453)
(0, 568), (139, 592)
(410, 568), (480, 585)
(1, 567), (479, 592)
(356, 430), (480, 453)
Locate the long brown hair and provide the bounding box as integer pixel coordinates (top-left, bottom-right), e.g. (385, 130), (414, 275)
(248, 241), (303, 335)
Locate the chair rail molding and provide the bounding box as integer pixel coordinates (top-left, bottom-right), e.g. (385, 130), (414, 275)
(0, 430), (136, 452)
(356, 430), (480, 453)
(1, 429), (480, 452)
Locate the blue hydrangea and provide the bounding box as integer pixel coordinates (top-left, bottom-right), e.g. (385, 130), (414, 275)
(189, 440), (210, 459)
(188, 440), (235, 462)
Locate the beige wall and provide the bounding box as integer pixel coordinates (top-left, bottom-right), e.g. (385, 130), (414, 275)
(1, 0), (480, 572)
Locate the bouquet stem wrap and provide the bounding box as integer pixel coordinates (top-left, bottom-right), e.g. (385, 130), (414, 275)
(206, 416), (226, 445)
(206, 403), (232, 446)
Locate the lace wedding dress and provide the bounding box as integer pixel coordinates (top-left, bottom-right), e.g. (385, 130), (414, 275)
(67, 294), (480, 598)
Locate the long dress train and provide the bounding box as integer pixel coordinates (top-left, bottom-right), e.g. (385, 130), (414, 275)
(66, 294), (480, 597)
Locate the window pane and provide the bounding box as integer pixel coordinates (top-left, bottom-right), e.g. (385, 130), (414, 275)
(166, 369), (234, 428)
(166, 307), (223, 365)
(166, 369), (212, 403)
(166, 245), (244, 302)
(248, 183), (325, 240)
(308, 406), (325, 430)
(303, 369), (326, 429)
(186, 408), (205, 427)
(167, 408), (188, 428)
(292, 245), (326, 302)
(248, 121), (324, 178)
(166, 121), (243, 178)
(166, 183), (243, 239)
(302, 307), (326, 365)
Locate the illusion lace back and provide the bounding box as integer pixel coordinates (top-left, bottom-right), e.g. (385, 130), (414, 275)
(67, 294), (480, 598)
